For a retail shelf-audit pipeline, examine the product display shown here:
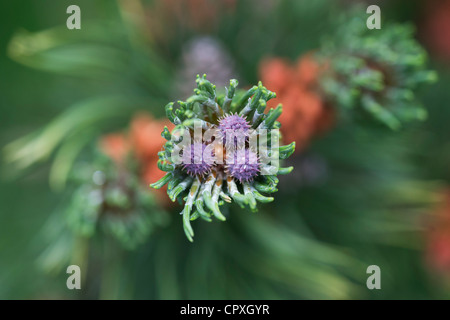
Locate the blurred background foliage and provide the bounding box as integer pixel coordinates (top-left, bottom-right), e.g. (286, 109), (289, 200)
(1, 0), (450, 299)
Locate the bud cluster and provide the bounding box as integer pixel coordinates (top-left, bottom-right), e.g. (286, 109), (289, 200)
(151, 75), (296, 241)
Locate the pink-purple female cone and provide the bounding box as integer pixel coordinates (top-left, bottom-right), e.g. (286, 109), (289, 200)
(218, 114), (251, 146)
(226, 148), (260, 183)
(182, 142), (215, 176)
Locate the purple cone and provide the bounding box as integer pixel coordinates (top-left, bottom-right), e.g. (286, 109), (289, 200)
(218, 114), (250, 146)
(226, 148), (260, 183)
(182, 142), (215, 176)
